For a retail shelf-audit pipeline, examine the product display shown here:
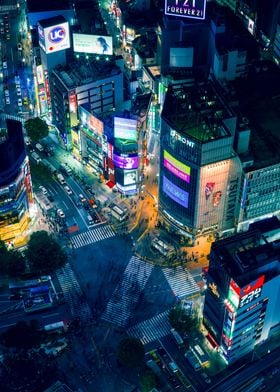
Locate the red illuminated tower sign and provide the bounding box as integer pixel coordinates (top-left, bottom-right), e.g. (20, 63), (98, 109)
(165, 0), (206, 20)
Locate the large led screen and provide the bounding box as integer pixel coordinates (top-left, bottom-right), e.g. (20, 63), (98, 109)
(163, 176), (189, 208)
(124, 170), (138, 185)
(164, 150), (190, 183)
(114, 153), (138, 169)
(165, 0), (206, 20)
(38, 21), (70, 54)
(114, 117), (137, 141)
(73, 33), (113, 55)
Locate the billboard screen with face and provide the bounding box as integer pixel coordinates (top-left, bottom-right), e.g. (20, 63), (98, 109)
(73, 33), (113, 55)
(165, 0), (206, 20)
(39, 21), (70, 54)
(163, 176), (189, 208)
(123, 170), (138, 185)
(114, 117), (137, 141)
(114, 153), (139, 169)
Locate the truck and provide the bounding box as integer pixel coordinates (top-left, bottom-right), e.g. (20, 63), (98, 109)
(56, 173), (66, 185)
(35, 143), (44, 152)
(31, 152), (41, 164)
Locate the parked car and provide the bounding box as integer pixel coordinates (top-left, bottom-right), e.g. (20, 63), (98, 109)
(39, 186), (48, 195)
(79, 194), (86, 203)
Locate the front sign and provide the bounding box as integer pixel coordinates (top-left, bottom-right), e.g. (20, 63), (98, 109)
(39, 21), (70, 54)
(165, 0), (206, 20)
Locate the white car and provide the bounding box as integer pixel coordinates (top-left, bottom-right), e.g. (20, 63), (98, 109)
(5, 96), (10, 105)
(79, 194), (86, 203)
(15, 75), (20, 85)
(18, 98), (22, 106)
(16, 86), (21, 96)
(57, 209), (65, 218)
(3, 60), (7, 69)
(64, 185), (72, 195)
(39, 186), (48, 195)
(4, 89), (9, 97)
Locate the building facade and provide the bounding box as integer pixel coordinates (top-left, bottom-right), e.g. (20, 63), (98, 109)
(203, 217), (280, 364)
(0, 119), (33, 247)
(158, 83), (242, 240)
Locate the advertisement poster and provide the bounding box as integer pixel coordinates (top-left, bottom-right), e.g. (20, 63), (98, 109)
(39, 22), (70, 54)
(163, 176), (189, 208)
(113, 154), (138, 169)
(73, 33), (113, 55)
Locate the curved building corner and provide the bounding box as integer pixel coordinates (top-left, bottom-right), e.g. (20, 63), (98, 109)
(0, 118), (34, 247)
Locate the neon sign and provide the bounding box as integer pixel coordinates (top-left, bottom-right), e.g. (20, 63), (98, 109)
(163, 176), (189, 208)
(170, 129), (195, 147)
(165, 0), (206, 20)
(164, 150), (190, 182)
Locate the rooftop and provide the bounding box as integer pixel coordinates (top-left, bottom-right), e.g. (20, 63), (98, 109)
(27, 0), (71, 12)
(38, 15), (67, 28)
(161, 81), (232, 143)
(212, 217), (280, 286)
(53, 58), (122, 89)
(230, 61), (280, 170)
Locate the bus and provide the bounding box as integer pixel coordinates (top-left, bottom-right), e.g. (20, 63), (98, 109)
(44, 321), (67, 334)
(190, 344), (210, 366)
(111, 204), (128, 222)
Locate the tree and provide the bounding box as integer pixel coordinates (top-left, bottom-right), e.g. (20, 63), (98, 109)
(6, 250), (26, 277)
(139, 369), (157, 392)
(25, 231), (67, 274)
(24, 117), (48, 142)
(0, 350), (58, 392)
(0, 320), (43, 349)
(0, 240), (9, 274)
(169, 305), (198, 335)
(117, 337), (145, 368)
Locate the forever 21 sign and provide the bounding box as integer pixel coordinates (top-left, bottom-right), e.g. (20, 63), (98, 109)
(165, 0), (206, 20)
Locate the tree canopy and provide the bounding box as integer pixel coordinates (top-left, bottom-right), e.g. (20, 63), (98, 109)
(25, 231), (67, 274)
(24, 117), (48, 142)
(0, 320), (43, 349)
(169, 305), (198, 335)
(117, 337), (145, 368)
(1, 350), (58, 392)
(0, 241), (26, 277)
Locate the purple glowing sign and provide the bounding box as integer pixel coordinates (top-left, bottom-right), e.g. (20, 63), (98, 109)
(164, 159), (190, 182)
(165, 0), (206, 20)
(113, 154), (139, 169)
(163, 176), (189, 208)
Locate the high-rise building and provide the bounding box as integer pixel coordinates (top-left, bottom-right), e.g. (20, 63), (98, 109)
(0, 118), (33, 247)
(158, 81), (242, 241)
(203, 217), (280, 364)
(50, 58), (123, 150)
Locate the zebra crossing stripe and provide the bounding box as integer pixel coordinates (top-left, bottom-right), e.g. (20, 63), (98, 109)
(162, 267), (200, 298)
(101, 255), (154, 327)
(127, 310), (171, 344)
(71, 225), (115, 249)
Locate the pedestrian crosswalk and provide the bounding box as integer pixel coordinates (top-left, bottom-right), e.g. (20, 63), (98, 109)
(56, 263), (92, 324)
(162, 266), (200, 299)
(127, 310), (171, 345)
(70, 225), (115, 249)
(101, 255), (154, 327)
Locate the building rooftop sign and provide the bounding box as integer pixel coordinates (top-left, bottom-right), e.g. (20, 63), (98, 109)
(165, 0), (206, 20)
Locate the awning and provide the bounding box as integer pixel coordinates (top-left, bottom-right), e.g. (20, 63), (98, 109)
(106, 181), (115, 188)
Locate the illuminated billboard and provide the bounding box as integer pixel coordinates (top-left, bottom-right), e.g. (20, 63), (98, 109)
(114, 117), (137, 141)
(163, 176), (189, 208)
(164, 150), (190, 182)
(113, 153), (138, 169)
(229, 276), (265, 309)
(165, 0), (206, 20)
(38, 21), (70, 54)
(80, 106), (104, 136)
(123, 169), (138, 185)
(36, 65), (44, 85)
(73, 33), (113, 55)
